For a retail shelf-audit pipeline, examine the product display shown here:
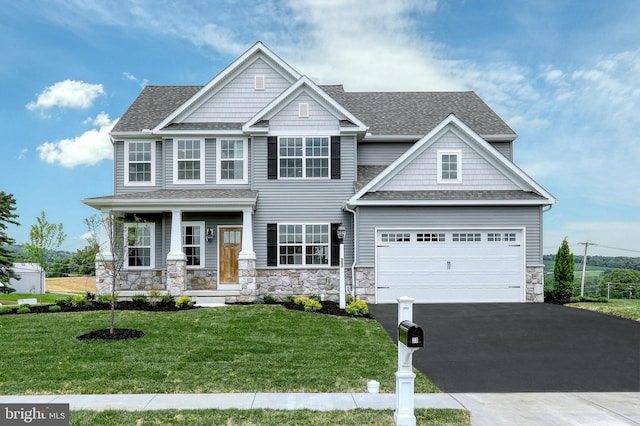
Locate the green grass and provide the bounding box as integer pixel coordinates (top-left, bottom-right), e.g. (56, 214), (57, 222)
(0, 292), (71, 305)
(70, 408), (470, 425)
(0, 305), (439, 394)
(567, 299), (640, 321)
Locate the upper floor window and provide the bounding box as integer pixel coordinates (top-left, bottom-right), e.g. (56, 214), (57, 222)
(125, 141), (155, 186)
(279, 137), (329, 178)
(217, 139), (248, 184)
(182, 222), (204, 267)
(174, 139), (204, 184)
(125, 223), (155, 268)
(437, 150), (462, 183)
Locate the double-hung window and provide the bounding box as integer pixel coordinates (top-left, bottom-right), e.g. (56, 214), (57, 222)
(125, 223), (154, 268)
(279, 137), (329, 178)
(437, 150), (462, 183)
(182, 222), (204, 267)
(125, 141), (154, 186)
(217, 139), (247, 183)
(174, 139), (204, 183)
(278, 224), (329, 266)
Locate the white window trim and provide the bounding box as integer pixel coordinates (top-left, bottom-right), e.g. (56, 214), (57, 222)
(277, 136), (330, 180)
(277, 223), (331, 267)
(124, 141), (155, 187)
(216, 138), (248, 184)
(437, 149), (462, 184)
(124, 223), (155, 269)
(182, 221), (205, 269)
(173, 138), (205, 184)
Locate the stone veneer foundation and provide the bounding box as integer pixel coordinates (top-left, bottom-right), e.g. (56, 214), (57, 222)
(254, 268), (352, 302)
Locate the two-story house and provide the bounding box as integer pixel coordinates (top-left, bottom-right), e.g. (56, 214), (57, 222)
(83, 41), (555, 304)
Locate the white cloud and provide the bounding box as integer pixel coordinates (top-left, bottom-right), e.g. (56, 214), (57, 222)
(17, 148), (28, 160)
(37, 112), (117, 168)
(26, 80), (105, 111)
(123, 72), (149, 88)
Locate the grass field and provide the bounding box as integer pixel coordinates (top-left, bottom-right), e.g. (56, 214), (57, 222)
(567, 299), (640, 321)
(0, 305), (439, 395)
(46, 276), (96, 293)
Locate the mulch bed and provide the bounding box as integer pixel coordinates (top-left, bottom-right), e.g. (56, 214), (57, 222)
(282, 300), (373, 319)
(77, 328), (145, 341)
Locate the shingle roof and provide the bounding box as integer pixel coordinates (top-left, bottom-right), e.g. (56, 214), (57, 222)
(85, 189), (258, 202)
(111, 83), (515, 138)
(112, 86), (202, 133)
(359, 190), (546, 201)
(320, 85), (515, 138)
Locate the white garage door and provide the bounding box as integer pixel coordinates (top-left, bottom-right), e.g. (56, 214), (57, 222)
(376, 229), (525, 303)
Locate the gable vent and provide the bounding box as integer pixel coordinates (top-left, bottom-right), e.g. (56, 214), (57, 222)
(255, 75), (265, 90)
(298, 102), (309, 118)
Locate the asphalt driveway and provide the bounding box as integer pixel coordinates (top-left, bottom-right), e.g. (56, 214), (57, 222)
(369, 303), (640, 393)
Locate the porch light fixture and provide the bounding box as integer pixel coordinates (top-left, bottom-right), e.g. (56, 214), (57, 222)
(337, 224), (346, 309)
(206, 228), (214, 242)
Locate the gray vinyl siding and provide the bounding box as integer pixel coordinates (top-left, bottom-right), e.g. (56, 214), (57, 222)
(184, 57), (292, 123)
(252, 135), (356, 268)
(489, 142), (513, 161)
(380, 130), (519, 191)
(357, 142), (414, 166)
(356, 206), (543, 267)
(268, 92), (339, 132)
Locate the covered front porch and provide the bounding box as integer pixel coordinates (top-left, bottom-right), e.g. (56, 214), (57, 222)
(83, 189), (258, 302)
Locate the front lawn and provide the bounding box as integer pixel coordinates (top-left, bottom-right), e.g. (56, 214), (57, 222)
(0, 292), (70, 305)
(567, 299), (640, 321)
(71, 408), (469, 425)
(0, 305), (439, 394)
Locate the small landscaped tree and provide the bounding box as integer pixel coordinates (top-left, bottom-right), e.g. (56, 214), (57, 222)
(0, 191), (20, 291)
(23, 211), (66, 301)
(552, 238), (575, 303)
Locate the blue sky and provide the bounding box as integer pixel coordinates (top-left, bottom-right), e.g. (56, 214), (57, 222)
(1, 0), (639, 257)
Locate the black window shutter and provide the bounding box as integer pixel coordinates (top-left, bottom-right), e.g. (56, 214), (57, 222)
(267, 223), (277, 266)
(331, 136), (341, 179)
(331, 223), (340, 266)
(267, 136), (277, 180)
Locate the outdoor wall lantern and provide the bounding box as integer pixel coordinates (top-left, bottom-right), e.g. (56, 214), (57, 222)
(337, 224), (346, 241)
(206, 228), (214, 242)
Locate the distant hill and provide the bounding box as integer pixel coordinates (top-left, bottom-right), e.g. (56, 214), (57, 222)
(543, 254), (640, 272)
(7, 244), (73, 263)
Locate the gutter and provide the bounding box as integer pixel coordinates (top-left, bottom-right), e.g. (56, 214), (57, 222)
(343, 201), (357, 298)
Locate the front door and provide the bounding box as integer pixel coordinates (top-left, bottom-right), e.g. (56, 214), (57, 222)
(219, 227), (242, 284)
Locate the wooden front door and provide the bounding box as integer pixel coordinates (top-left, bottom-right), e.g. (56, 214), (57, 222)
(219, 227), (242, 284)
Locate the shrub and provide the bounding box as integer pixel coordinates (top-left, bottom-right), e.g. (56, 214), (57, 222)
(148, 289), (162, 305)
(345, 294), (356, 305)
(308, 294), (321, 302)
(175, 296), (193, 309)
(262, 294), (278, 304)
(131, 294), (149, 304)
(282, 295), (296, 303)
(55, 296), (74, 307)
(85, 292), (96, 302)
(252, 297), (264, 304)
(72, 295), (88, 307)
(48, 305), (62, 312)
(161, 293), (175, 303)
(97, 293), (117, 304)
(17, 306), (30, 314)
(294, 297), (321, 312)
(597, 296), (609, 303)
(1, 305), (16, 313)
(346, 300), (369, 316)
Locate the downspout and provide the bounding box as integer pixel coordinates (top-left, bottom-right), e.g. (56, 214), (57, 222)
(343, 201), (357, 298)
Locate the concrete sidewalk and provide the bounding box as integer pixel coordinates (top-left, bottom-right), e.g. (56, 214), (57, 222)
(2, 392), (639, 425)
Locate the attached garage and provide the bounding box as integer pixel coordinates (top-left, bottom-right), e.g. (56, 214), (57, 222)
(376, 229), (525, 303)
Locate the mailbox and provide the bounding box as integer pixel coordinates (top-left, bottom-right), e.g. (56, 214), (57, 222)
(398, 320), (424, 348)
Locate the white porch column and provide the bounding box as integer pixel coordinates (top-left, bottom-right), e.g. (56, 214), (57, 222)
(238, 208), (256, 260)
(99, 209), (114, 261)
(166, 208), (186, 296)
(167, 208), (186, 261)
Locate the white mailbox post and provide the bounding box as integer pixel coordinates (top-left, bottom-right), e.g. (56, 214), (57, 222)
(394, 296), (423, 426)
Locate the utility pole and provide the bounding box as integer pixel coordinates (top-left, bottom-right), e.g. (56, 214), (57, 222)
(578, 241), (596, 297)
